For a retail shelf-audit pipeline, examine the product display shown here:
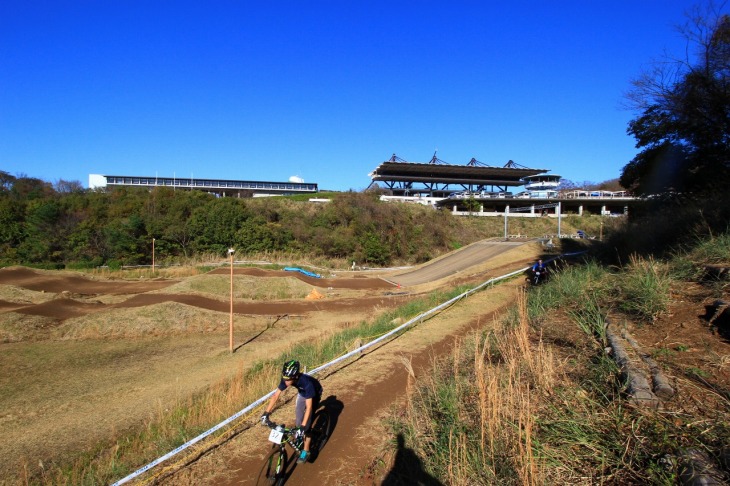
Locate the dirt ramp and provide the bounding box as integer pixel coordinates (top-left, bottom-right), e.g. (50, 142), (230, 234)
(0, 267), (177, 294)
(209, 267), (395, 289)
(15, 298), (104, 320)
(117, 293), (403, 315)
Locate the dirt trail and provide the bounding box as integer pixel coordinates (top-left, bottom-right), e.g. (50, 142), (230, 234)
(0, 267), (177, 294)
(161, 282), (521, 485)
(389, 240), (528, 286)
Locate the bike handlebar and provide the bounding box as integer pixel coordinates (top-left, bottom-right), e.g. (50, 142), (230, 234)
(262, 419), (297, 435)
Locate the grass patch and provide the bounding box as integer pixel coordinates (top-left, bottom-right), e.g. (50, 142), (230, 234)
(160, 274), (312, 300)
(616, 255), (670, 322)
(387, 235), (730, 484)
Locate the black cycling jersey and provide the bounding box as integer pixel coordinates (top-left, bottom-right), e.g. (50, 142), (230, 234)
(277, 373), (322, 399)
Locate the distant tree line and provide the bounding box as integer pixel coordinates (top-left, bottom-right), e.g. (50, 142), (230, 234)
(0, 173), (466, 268)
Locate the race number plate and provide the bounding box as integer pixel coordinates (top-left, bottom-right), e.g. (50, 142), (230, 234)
(268, 428), (284, 444)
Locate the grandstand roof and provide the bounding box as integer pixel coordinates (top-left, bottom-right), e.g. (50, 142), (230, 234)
(369, 160), (548, 187)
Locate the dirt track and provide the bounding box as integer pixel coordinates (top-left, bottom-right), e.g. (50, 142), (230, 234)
(173, 283), (520, 486)
(0, 240), (540, 484)
(389, 240), (528, 286)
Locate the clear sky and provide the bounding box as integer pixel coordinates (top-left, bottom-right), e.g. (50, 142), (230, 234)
(0, 1), (712, 191)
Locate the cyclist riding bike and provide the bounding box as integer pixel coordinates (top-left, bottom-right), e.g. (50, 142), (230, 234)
(531, 258), (547, 284)
(261, 360), (323, 463)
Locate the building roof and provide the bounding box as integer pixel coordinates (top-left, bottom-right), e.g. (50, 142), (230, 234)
(369, 161), (548, 187)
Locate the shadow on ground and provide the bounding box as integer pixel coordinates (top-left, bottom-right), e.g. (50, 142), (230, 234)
(381, 433), (443, 486)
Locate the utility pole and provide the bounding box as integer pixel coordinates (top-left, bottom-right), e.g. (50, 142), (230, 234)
(152, 238), (155, 272)
(228, 248), (235, 353)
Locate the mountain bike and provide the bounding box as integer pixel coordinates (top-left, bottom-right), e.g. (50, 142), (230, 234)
(529, 267), (550, 286)
(256, 409), (332, 485)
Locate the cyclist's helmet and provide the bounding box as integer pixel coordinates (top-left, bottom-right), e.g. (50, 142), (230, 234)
(282, 360), (301, 380)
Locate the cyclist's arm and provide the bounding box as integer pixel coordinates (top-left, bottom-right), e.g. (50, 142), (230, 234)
(264, 388), (282, 414)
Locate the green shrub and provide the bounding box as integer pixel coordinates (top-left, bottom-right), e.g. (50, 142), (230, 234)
(616, 256), (670, 322)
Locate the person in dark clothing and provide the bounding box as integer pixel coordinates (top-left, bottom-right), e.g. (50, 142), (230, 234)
(261, 360), (323, 463)
(531, 259), (547, 284)
(532, 259), (546, 273)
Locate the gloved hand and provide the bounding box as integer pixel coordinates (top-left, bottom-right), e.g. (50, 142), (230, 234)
(261, 412), (270, 425)
(293, 426), (304, 438)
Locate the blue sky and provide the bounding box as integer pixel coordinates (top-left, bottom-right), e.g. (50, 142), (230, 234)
(0, 1), (709, 190)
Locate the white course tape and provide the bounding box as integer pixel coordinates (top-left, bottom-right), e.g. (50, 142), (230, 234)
(110, 391), (275, 486)
(112, 253), (586, 485)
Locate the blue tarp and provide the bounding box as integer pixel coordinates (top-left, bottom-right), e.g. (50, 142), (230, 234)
(284, 267), (322, 278)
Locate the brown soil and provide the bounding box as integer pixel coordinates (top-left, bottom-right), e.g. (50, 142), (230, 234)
(0, 241), (540, 484)
(622, 281), (730, 412)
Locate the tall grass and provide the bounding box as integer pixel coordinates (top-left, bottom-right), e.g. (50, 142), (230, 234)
(392, 290), (555, 485)
(616, 255), (670, 322)
(688, 229), (730, 263)
(670, 228), (730, 285)
(526, 260), (610, 333)
(388, 257), (697, 484)
(527, 255), (669, 327)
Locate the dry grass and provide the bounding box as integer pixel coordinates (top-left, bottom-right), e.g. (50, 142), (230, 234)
(59, 302), (240, 340)
(396, 289), (557, 485)
(156, 274), (312, 300)
(0, 284), (57, 304)
(0, 312), (56, 342)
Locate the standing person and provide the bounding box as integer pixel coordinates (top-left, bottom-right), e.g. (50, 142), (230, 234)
(261, 360), (323, 463)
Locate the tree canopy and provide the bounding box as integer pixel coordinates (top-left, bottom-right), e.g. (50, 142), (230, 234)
(0, 178), (469, 268)
(621, 4), (730, 196)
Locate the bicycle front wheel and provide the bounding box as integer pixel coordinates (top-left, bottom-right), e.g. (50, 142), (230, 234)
(255, 448), (287, 486)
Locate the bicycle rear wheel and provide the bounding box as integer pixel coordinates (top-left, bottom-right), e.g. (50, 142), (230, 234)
(255, 448), (287, 486)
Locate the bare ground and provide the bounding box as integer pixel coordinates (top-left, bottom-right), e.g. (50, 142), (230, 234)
(0, 241), (542, 484)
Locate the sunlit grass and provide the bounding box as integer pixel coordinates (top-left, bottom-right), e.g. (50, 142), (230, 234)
(388, 241), (730, 484)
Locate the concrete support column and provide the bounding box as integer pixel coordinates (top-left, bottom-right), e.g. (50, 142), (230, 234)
(602, 205), (607, 215)
(579, 205), (583, 216)
(504, 205), (509, 240)
(453, 204), (457, 213)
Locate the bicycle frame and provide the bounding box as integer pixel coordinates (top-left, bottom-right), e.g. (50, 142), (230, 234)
(264, 420), (304, 455)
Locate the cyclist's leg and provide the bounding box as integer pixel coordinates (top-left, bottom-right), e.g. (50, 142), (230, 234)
(302, 394), (321, 453)
(295, 394), (305, 427)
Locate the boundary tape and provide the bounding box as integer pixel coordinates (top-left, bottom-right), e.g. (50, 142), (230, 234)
(111, 252), (586, 485)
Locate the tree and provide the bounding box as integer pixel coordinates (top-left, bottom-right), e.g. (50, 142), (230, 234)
(54, 179), (84, 193)
(621, 2), (730, 196)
